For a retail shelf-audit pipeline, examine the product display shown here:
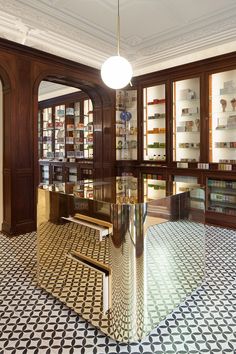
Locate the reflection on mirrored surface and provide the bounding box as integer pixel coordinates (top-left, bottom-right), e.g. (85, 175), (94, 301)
(37, 177), (205, 342)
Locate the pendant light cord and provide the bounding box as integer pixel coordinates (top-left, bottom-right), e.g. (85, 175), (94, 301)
(117, 0), (120, 56)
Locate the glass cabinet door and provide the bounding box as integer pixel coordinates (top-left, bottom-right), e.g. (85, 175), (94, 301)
(65, 104), (75, 161)
(143, 84), (166, 161)
(173, 77), (200, 162)
(55, 105), (65, 159)
(207, 178), (236, 216)
(209, 69), (236, 164)
(116, 89), (137, 160)
(143, 177), (166, 202)
(83, 99), (94, 159)
(74, 101), (84, 159)
(42, 107), (54, 159)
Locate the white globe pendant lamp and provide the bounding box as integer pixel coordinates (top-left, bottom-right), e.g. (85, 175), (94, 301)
(101, 0), (132, 89)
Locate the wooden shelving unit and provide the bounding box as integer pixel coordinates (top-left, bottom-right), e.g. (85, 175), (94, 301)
(38, 93), (94, 184)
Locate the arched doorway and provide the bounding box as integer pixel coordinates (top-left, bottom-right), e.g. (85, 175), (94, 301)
(34, 74), (115, 189)
(37, 81), (95, 184)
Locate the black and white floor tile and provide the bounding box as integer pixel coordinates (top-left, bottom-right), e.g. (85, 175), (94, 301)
(0, 225), (236, 354)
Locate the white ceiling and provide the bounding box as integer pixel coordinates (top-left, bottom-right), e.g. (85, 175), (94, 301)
(38, 81), (79, 101)
(0, 0), (236, 75)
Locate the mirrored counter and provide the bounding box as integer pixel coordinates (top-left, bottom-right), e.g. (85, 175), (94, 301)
(37, 176), (205, 342)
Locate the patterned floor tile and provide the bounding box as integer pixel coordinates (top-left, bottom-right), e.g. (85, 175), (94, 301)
(0, 225), (236, 353)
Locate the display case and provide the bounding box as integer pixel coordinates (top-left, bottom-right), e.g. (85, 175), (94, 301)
(116, 89), (138, 160)
(73, 180), (94, 199)
(55, 104), (66, 159)
(207, 178), (236, 216)
(52, 163), (64, 184)
(143, 177), (166, 202)
(143, 84), (166, 161)
(83, 99), (94, 159)
(65, 165), (78, 183)
(38, 95), (94, 185)
(209, 69), (236, 165)
(173, 175), (204, 211)
(39, 162), (50, 185)
(116, 176), (138, 204)
(38, 97), (93, 162)
(40, 107), (54, 159)
(173, 77), (201, 163)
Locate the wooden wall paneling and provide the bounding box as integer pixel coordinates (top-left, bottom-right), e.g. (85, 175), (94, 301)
(137, 82), (143, 163)
(169, 78), (175, 165)
(102, 96), (116, 177)
(1, 36), (236, 233)
(0, 38), (116, 234)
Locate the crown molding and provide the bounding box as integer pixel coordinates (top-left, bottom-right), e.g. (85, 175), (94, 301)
(133, 39), (236, 76)
(0, 0), (236, 75)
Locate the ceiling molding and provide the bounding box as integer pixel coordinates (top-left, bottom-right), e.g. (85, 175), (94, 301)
(0, 0), (236, 75)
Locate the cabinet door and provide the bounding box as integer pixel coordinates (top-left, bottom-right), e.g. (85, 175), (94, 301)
(116, 89), (137, 161)
(55, 104), (65, 159)
(39, 163), (50, 184)
(142, 175), (166, 203)
(73, 101), (84, 159)
(65, 103), (76, 160)
(83, 99), (94, 159)
(65, 165), (78, 183)
(173, 77), (201, 163)
(42, 107), (54, 159)
(143, 84), (166, 161)
(209, 69), (236, 164)
(52, 163), (64, 183)
(207, 178), (236, 216)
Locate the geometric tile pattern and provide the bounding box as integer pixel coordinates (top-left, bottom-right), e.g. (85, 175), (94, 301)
(0, 225), (236, 353)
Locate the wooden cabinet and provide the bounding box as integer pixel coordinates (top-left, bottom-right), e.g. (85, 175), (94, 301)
(115, 55), (236, 228)
(39, 161), (94, 185)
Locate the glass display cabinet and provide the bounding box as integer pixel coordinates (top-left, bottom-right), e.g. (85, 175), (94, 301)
(41, 107), (54, 159)
(55, 105), (66, 159)
(143, 84), (166, 161)
(38, 98), (93, 162)
(39, 163), (50, 185)
(207, 178), (236, 216)
(116, 176), (138, 204)
(173, 175), (204, 212)
(143, 177), (166, 202)
(209, 69), (236, 164)
(65, 165), (78, 183)
(83, 99), (94, 159)
(116, 89), (138, 160)
(52, 163), (64, 184)
(173, 77), (201, 162)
